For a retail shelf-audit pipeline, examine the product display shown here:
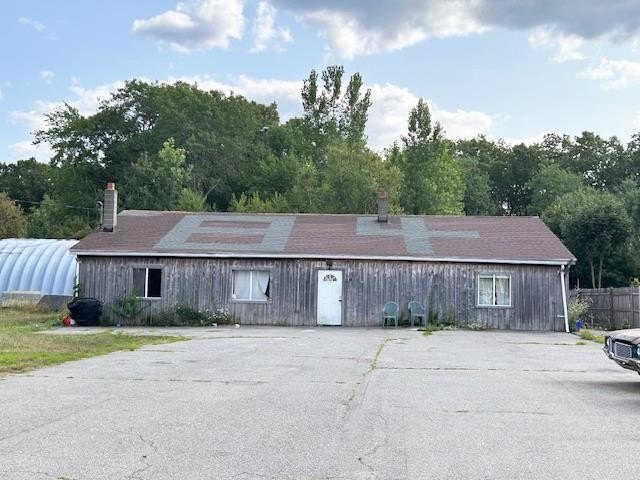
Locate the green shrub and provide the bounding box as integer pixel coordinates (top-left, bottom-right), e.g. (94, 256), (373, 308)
(174, 303), (209, 326)
(150, 304), (235, 327)
(579, 329), (605, 344)
(110, 293), (145, 324)
(568, 296), (592, 331)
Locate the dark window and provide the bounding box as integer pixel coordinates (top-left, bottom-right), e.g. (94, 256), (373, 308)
(147, 268), (162, 297)
(132, 267), (162, 298)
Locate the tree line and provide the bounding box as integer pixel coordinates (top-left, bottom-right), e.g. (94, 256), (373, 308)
(1, 66), (639, 288)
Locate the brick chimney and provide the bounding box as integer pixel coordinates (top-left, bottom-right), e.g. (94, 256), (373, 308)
(103, 182), (117, 232)
(377, 190), (388, 223)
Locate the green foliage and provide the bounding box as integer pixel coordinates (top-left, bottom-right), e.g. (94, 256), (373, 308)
(579, 329), (605, 344)
(544, 189), (632, 288)
(313, 142), (399, 214)
(395, 99), (464, 215)
(567, 296), (592, 329)
(0, 159), (52, 212)
(177, 188), (209, 212)
(173, 304), (210, 326)
(110, 293), (146, 323)
(456, 156), (496, 215)
(229, 192), (291, 213)
(0, 192), (27, 238)
(153, 304), (235, 326)
(36, 80), (280, 211)
(527, 164), (584, 216)
(120, 139), (190, 210)
(26, 194), (93, 239)
(301, 66), (372, 157)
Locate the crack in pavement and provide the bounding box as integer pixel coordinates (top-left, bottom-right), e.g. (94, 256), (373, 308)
(106, 428), (159, 480)
(339, 336), (400, 428)
(356, 414), (391, 480)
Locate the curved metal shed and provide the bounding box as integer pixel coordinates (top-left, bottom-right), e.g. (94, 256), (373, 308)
(0, 239), (79, 296)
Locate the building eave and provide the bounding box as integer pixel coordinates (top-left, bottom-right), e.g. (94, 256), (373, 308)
(71, 250), (576, 266)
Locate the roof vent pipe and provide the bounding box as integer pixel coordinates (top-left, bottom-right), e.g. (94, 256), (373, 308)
(103, 182), (117, 232)
(377, 191), (389, 223)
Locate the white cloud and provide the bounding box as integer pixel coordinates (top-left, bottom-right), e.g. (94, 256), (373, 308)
(7, 140), (53, 162)
(251, 1), (292, 53)
(67, 80), (126, 114)
(11, 80), (125, 130)
(39, 70), (55, 84)
(10, 100), (59, 131)
(0, 87), (3, 101)
(165, 73), (301, 118)
(18, 17), (45, 32)
(9, 79), (126, 162)
(578, 58), (640, 89)
(366, 83), (494, 150)
(494, 131), (552, 146)
(292, 1), (486, 59)
(528, 27), (585, 63)
(131, 0), (245, 53)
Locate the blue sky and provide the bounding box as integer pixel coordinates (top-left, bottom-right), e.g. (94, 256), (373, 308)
(3, 0), (640, 162)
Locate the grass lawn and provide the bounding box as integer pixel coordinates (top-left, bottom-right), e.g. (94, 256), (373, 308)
(579, 328), (606, 344)
(0, 307), (185, 376)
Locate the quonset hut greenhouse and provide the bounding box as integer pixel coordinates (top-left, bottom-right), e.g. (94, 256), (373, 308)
(0, 239), (78, 307)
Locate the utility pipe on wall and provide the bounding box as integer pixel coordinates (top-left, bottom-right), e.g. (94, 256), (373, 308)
(560, 264), (569, 333)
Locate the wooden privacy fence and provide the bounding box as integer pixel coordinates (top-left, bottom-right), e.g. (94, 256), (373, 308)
(570, 287), (640, 330)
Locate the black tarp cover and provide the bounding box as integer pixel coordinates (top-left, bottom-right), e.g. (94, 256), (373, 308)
(68, 297), (103, 326)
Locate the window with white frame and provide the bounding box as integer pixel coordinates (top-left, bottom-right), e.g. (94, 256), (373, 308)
(133, 267), (162, 298)
(232, 270), (271, 301)
(478, 274), (511, 307)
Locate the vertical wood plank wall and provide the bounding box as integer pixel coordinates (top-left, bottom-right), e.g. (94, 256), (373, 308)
(78, 256), (565, 330)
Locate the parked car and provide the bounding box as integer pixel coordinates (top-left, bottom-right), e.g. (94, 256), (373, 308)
(603, 329), (640, 374)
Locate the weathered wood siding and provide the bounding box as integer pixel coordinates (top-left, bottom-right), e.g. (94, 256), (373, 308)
(78, 256), (566, 330)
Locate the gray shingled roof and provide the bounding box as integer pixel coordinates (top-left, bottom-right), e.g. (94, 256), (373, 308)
(72, 211), (576, 265)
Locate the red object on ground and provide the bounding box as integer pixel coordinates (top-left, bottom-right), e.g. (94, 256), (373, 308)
(62, 316), (72, 326)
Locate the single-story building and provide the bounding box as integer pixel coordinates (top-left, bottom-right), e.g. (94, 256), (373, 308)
(71, 185), (576, 330)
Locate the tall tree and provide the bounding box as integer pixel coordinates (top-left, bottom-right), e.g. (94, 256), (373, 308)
(454, 136), (508, 214)
(26, 195), (93, 239)
(394, 99), (464, 215)
(0, 193), (27, 238)
(119, 139), (190, 211)
(562, 132), (629, 189)
(36, 80), (280, 210)
(0, 159), (52, 212)
(527, 164), (584, 216)
(543, 189), (632, 288)
(300, 66), (372, 164)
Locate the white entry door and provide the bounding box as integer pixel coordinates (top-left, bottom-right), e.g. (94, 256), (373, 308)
(317, 270), (343, 326)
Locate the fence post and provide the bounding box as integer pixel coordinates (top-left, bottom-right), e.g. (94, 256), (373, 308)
(637, 286), (640, 328)
(610, 288), (614, 327)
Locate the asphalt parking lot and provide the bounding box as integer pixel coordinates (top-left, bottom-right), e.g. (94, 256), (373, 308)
(0, 327), (638, 480)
